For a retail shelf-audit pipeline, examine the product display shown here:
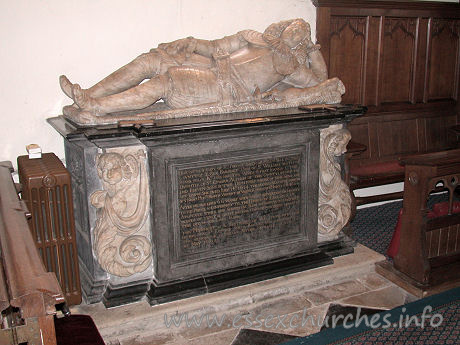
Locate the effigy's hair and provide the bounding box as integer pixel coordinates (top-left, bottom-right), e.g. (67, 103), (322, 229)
(262, 19), (310, 75)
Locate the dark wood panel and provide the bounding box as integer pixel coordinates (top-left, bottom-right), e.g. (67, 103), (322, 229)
(377, 118), (419, 157)
(446, 225), (458, 255)
(431, 229), (441, 258)
(348, 123), (371, 160)
(328, 7), (460, 19)
(316, 7), (333, 71)
(426, 231), (433, 258)
(329, 16), (367, 104)
(424, 114), (458, 151)
(428, 19), (460, 101)
(416, 18), (428, 103)
(416, 116), (427, 153)
(314, 0), (460, 14)
(439, 227), (449, 256)
(457, 224), (460, 253)
(380, 17), (417, 103)
(365, 16), (382, 106)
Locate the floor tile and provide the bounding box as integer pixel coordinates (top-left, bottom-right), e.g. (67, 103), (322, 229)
(303, 279), (368, 306)
(357, 272), (392, 290)
(187, 329), (240, 345)
(245, 295), (312, 318)
(339, 285), (407, 310)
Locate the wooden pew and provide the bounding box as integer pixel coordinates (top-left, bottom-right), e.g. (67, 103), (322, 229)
(0, 161), (65, 345)
(377, 149), (460, 296)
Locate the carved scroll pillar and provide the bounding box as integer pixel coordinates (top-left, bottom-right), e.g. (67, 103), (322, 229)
(91, 146), (153, 277)
(318, 124), (352, 242)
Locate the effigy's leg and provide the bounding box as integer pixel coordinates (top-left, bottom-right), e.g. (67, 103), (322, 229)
(72, 75), (168, 115)
(270, 77), (345, 104)
(60, 51), (169, 99)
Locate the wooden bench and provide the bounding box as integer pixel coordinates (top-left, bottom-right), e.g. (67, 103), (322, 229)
(344, 140), (406, 212)
(347, 146), (405, 206)
(347, 125), (459, 208)
(377, 149), (460, 296)
(0, 161), (65, 345)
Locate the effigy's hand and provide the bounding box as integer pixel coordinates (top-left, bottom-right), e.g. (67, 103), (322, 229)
(158, 37), (196, 57)
(261, 88), (285, 102)
(305, 43), (321, 55)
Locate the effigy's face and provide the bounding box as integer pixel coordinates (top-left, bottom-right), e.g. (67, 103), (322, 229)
(281, 21), (310, 48)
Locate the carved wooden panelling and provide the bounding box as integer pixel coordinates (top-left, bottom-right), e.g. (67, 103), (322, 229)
(329, 16), (367, 104)
(315, 1), (460, 168)
(380, 18), (417, 103)
(428, 19), (460, 101)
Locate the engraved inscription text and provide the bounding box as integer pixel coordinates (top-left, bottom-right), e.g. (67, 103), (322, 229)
(177, 155), (302, 255)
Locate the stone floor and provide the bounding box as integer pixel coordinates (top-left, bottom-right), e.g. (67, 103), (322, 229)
(70, 244), (416, 345)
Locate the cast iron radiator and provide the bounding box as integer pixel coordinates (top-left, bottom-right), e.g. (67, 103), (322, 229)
(17, 153), (81, 305)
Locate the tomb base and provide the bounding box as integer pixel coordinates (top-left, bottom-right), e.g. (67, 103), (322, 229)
(48, 105), (365, 306)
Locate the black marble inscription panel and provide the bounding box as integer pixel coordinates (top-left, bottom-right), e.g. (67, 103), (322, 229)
(177, 155), (302, 255)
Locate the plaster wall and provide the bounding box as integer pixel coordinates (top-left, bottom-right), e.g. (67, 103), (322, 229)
(0, 0), (316, 167)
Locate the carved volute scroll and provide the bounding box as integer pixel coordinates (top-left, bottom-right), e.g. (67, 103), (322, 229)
(91, 147), (152, 277)
(318, 124), (352, 242)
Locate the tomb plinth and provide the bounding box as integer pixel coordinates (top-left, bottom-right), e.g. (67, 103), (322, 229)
(48, 105), (365, 307)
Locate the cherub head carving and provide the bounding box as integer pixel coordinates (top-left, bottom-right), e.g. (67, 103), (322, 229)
(330, 129), (352, 156)
(96, 152), (137, 186)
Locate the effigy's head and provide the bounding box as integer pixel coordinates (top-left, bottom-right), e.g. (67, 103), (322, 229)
(280, 19), (311, 48)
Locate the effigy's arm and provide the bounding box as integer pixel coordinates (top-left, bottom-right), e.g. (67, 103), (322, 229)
(307, 45), (328, 82)
(158, 32), (248, 58)
(193, 32), (248, 56)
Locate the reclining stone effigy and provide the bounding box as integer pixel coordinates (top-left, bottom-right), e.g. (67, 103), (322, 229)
(59, 19), (345, 126)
